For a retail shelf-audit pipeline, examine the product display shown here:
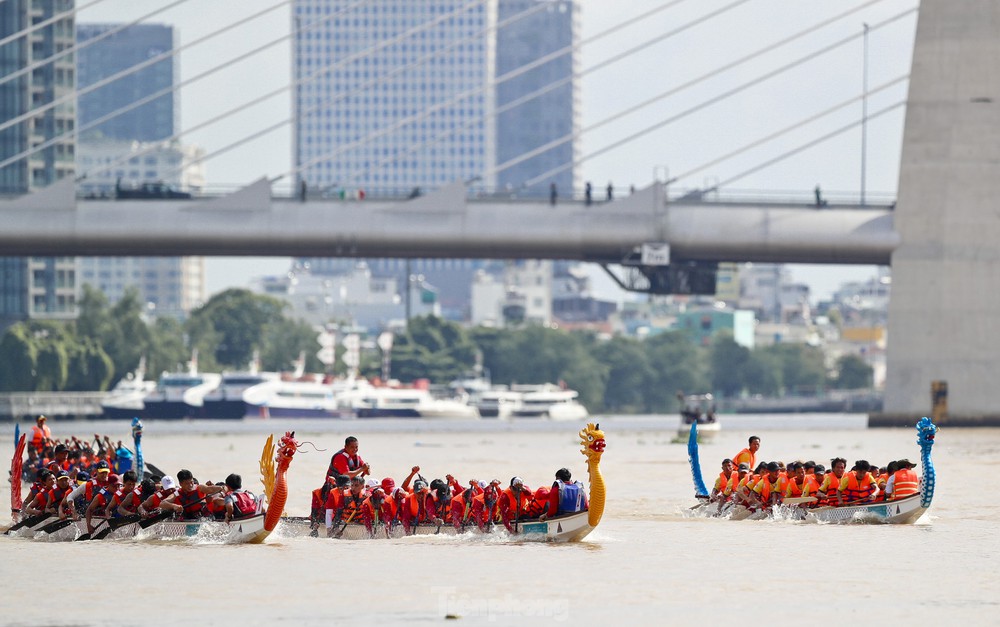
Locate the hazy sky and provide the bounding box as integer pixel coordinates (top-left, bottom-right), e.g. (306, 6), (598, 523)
(80, 0), (917, 301)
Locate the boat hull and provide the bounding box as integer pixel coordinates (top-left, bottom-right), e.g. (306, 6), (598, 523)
(279, 510), (595, 542)
(690, 494), (927, 525)
(23, 514), (269, 543)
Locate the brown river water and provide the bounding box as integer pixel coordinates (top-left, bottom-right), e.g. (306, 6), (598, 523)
(2, 415), (998, 626)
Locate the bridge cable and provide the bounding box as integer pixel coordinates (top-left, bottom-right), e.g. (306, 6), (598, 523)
(0, 0), (110, 51)
(0, 0), (292, 137)
(709, 99), (906, 190)
(0, 0), (196, 90)
(519, 5), (916, 188)
(171, 0), (553, 184)
(74, 0), (492, 183)
(349, 0), (893, 185)
(4, 0), (375, 177)
(289, 0), (713, 184)
(671, 74), (909, 184)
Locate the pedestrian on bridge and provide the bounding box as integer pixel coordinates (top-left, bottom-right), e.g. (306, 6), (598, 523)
(606, 182), (614, 201)
(585, 181), (592, 206)
(549, 183), (558, 206)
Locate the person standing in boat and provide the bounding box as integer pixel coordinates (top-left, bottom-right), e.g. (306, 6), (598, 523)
(542, 468), (588, 521)
(733, 436), (760, 472)
(30, 415), (52, 454)
(326, 436), (370, 482)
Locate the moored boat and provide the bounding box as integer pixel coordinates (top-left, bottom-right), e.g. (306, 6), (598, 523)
(354, 386), (479, 419)
(101, 358), (156, 420)
(510, 384), (588, 421)
(686, 417), (938, 524)
(677, 392), (721, 438)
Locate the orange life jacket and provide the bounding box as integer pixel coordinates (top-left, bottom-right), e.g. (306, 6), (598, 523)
(839, 473), (877, 502)
(891, 468), (919, 499)
(30, 425), (51, 452)
(733, 448), (756, 472)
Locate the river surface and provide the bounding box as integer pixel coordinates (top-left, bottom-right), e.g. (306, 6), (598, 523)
(2, 414), (998, 626)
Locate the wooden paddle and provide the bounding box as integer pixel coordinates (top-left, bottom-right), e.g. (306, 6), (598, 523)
(92, 513), (142, 540)
(782, 497), (818, 505)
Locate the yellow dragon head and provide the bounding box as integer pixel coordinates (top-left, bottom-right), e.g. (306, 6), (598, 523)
(579, 422), (606, 463)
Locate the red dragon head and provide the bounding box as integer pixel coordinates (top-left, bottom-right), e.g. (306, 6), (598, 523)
(276, 431), (299, 472)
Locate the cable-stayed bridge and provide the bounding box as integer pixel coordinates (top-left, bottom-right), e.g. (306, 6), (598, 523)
(1, 0), (999, 423)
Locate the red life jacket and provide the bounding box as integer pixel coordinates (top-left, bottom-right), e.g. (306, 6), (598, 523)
(177, 487), (208, 519)
(229, 491), (258, 517)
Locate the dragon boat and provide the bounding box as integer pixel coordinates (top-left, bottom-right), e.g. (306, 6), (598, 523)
(686, 417), (937, 524)
(280, 422), (607, 542)
(4, 432), (301, 544)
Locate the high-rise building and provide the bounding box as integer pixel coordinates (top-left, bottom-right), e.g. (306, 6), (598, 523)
(76, 23), (176, 142)
(292, 1), (578, 322)
(293, 0), (497, 192)
(74, 22), (204, 318)
(0, 0), (78, 330)
(495, 0), (578, 196)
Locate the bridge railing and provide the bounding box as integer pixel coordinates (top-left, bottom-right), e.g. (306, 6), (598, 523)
(62, 183), (897, 208)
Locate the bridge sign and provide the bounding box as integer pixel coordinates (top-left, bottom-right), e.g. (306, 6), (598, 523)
(641, 243), (670, 266)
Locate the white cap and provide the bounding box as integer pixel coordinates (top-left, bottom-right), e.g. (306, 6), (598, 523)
(160, 475), (176, 490)
(365, 477), (379, 489)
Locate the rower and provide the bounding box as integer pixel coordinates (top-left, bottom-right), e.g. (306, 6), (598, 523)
(710, 459), (735, 502)
(750, 462), (783, 508)
(816, 458), (847, 506)
(361, 488), (393, 537)
(887, 459), (920, 500)
(22, 471), (57, 517)
(543, 467), (588, 521)
(85, 474), (121, 535)
(104, 471), (139, 518)
(497, 477), (533, 532)
(222, 474), (259, 523)
(837, 460), (878, 505)
(160, 469), (225, 520)
(139, 475), (177, 517)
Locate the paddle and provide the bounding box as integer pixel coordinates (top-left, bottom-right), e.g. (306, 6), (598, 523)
(92, 513), (142, 540)
(36, 517), (78, 535)
(334, 507), (359, 539)
(76, 518), (110, 541)
(782, 497), (818, 506)
(138, 508), (176, 530)
(5, 512), (50, 534)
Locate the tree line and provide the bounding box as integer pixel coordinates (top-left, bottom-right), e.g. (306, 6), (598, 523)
(0, 288), (872, 412)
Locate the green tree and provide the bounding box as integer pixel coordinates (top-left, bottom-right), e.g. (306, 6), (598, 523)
(742, 350), (782, 396)
(64, 340), (115, 391)
(261, 317), (326, 374)
(186, 289), (287, 369)
(764, 343), (828, 395)
(710, 331), (751, 398)
(595, 336), (652, 412)
(391, 316), (478, 383)
(146, 316), (190, 379)
(0, 324), (38, 391)
(831, 354), (873, 389)
(644, 331), (709, 412)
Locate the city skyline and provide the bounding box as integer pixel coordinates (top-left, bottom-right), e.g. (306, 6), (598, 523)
(76, 0), (903, 302)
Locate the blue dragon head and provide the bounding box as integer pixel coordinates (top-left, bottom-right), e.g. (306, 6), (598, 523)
(131, 416), (143, 439)
(916, 416), (937, 450)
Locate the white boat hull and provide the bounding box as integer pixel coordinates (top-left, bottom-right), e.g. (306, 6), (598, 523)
(279, 510), (595, 542)
(690, 494), (927, 525)
(21, 514), (269, 544)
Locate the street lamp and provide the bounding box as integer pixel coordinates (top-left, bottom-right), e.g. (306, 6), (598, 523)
(861, 23), (869, 206)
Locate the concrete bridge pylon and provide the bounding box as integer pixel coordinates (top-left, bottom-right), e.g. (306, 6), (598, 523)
(879, 0), (1000, 425)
